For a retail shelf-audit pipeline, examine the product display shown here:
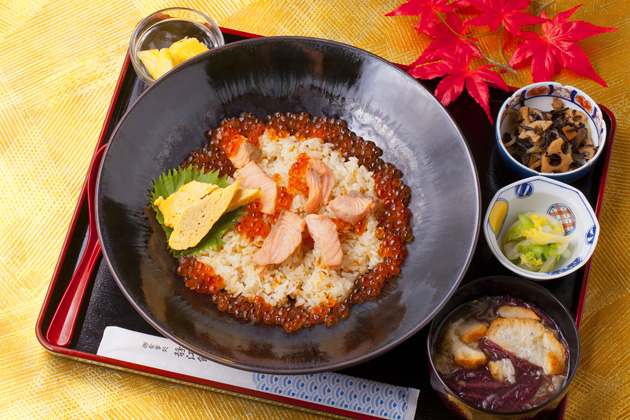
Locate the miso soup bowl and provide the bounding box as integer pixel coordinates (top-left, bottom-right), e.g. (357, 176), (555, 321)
(427, 276), (580, 420)
(496, 82), (606, 183)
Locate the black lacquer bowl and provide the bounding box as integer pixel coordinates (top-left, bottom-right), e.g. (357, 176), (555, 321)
(426, 276), (580, 419)
(96, 36), (481, 373)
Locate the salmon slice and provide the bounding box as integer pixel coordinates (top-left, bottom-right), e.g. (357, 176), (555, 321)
(304, 157), (335, 213)
(237, 161), (277, 214)
(329, 191), (380, 224)
(305, 214), (343, 269)
(253, 210), (306, 266)
(228, 136), (262, 168)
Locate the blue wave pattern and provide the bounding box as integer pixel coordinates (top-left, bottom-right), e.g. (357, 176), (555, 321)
(548, 257), (582, 275)
(252, 372), (411, 419)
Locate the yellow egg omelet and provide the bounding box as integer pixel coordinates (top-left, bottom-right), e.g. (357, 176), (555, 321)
(168, 181), (241, 250)
(138, 37), (209, 80)
(155, 180), (262, 251)
(225, 188), (262, 213)
(154, 180), (218, 228)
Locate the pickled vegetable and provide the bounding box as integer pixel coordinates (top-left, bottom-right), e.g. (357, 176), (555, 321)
(503, 212), (572, 272)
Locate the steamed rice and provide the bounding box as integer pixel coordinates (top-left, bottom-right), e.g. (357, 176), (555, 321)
(196, 129), (383, 309)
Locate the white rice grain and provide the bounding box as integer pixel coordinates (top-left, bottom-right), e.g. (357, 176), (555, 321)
(197, 130), (383, 309)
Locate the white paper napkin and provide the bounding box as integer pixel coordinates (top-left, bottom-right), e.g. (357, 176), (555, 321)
(97, 326), (419, 419)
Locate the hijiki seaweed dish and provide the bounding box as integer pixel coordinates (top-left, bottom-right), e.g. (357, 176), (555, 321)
(501, 97), (596, 173)
(150, 112), (413, 332)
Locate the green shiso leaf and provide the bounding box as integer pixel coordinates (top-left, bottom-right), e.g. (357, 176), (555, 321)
(149, 165), (244, 257)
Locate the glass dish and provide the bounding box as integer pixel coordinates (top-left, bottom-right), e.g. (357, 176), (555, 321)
(129, 7), (224, 85)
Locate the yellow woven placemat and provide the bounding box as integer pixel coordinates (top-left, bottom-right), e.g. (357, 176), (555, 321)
(0, 1), (628, 419)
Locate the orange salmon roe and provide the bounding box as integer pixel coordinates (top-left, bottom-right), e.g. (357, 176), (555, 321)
(287, 153), (310, 196)
(178, 111), (412, 333)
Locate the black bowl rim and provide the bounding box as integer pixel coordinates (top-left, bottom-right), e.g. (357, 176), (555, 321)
(96, 35), (481, 373)
(426, 275), (581, 416)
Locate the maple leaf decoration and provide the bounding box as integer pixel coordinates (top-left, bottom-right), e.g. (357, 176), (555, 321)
(385, 0), (453, 34)
(509, 5), (616, 86)
(466, 0), (547, 36)
(412, 12), (482, 65)
(410, 54), (509, 122)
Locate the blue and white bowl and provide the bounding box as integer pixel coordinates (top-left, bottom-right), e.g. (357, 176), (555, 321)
(484, 176), (599, 281)
(496, 82), (607, 182)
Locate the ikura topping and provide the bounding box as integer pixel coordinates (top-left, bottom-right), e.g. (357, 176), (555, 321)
(502, 98), (596, 173)
(433, 295), (568, 413)
(175, 111), (413, 333)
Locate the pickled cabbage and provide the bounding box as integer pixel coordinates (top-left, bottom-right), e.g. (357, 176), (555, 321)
(503, 213), (572, 272)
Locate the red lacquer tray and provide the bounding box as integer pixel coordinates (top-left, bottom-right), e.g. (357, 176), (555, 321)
(36, 28), (616, 420)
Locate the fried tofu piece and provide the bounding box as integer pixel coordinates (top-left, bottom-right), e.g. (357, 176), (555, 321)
(168, 181), (241, 250)
(441, 319), (487, 371)
(453, 344), (487, 370)
(455, 319), (488, 344)
(154, 180), (219, 228)
(489, 358), (516, 384)
(486, 317), (567, 375)
(497, 305), (540, 321)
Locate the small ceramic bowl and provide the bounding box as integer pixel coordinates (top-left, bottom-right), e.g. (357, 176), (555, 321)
(129, 7), (224, 85)
(484, 176), (599, 280)
(496, 82), (606, 182)
(427, 276), (580, 420)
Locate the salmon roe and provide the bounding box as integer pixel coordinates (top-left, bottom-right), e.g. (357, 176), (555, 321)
(177, 111), (412, 333)
(234, 185), (294, 241)
(287, 153), (310, 196)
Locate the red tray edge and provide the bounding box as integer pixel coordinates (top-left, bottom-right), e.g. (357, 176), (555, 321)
(574, 103), (616, 331)
(554, 103), (616, 420)
(35, 27), (617, 420)
(36, 52), (131, 352)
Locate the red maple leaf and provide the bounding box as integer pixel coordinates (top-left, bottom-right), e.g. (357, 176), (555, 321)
(509, 5), (616, 86)
(411, 12), (482, 65)
(466, 0), (547, 36)
(386, 0), (453, 34)
(409, 54), (509, 122)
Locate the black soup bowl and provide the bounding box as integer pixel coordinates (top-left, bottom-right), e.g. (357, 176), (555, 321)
(96, 36), (481, 374)
(427, 276), (580, 419)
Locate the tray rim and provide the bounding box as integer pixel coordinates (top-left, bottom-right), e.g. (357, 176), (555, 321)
(35, 25), (617, 420)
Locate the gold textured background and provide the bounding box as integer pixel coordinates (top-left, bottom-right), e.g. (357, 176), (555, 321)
(0, 0), (628, 418)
